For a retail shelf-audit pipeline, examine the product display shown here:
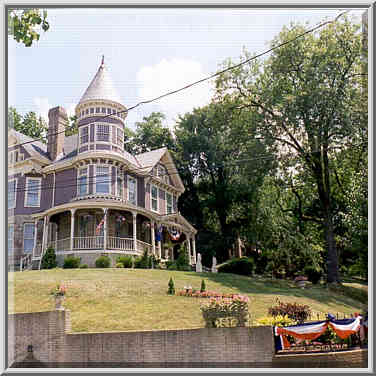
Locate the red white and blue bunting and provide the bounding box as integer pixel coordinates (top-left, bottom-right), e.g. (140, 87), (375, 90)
(274, 315), (363, 350)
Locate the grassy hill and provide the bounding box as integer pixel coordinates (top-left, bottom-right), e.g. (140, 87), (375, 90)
(8, 269), (367, 333)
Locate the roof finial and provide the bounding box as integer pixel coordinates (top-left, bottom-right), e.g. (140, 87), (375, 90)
(101, 55), (104, 65)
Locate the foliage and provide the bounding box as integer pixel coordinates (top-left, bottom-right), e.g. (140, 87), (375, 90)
(65, 115), (78, 136)
(41, 246), (57, 269)
(79, 264), (88, 269)
(8, 107), (48, 143)
(268, 299), (311, 324)
(217, 257), (255, 276)
(50, 283), (67, 297)
(116, 255), (133, 268)
(134, 250), (150, 269)
(200, 279), (206, 293)
(167, 277), (175, 295)
(116, 262), (124, 268)
(175, 244), (191, 271)
(253, 315), (295, 327)
(95, 256), (111, 268)
(303, 266), (322, 284)
(216, 17), (365, 283)
(63, 256), (81, 269)
(8, 9), (49, 46)
(200, 295), (250, 328)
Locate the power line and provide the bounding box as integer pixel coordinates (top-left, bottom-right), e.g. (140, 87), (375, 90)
(11, 9), (350, 149)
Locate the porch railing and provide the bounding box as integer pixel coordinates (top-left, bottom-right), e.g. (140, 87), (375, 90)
(32, 243), (42, 258)
(108, 237), (134, 251)
(73, 236), (104, 249)
(136, 240), (152, 254)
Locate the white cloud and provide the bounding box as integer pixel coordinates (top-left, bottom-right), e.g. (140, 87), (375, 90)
(33, 97), (52, 122)
(136, 58), (214, 128)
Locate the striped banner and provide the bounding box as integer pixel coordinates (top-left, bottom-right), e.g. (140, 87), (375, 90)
(328, 316), (362, 339)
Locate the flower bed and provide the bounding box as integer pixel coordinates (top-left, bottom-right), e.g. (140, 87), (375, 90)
(177, 289), (241, 299)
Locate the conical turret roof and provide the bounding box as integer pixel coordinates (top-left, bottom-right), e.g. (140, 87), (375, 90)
(79, 56), (121, 104)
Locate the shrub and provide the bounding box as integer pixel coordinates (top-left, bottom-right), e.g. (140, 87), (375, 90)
(268, 299), (311, 324)
(253, 315), (295, 327)
(217, 257), (255, 276)
(63, 256), (80, 269)
(116, 262), (124, 268)
(79, 264), (88, 269)
(176, 244), (190, 270)
(116, 255), (133, 268)
(200, 279), (206, 293)
(95, 255), (111, 268)
(167, 277), (175, 295)
(41, 246), (57, 269)
(303, 266), (322, 284)
(134, 250), (149, 269)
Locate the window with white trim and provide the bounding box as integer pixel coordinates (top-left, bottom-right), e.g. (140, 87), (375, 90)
(116, 128), (124, 146)
(96, 166), (110, 194)
(128, 176), (137, 205)
(8, 179), (17, 209)
(96, 107), (100, 113)
(116, 168), (123, 198)
(96, 124), (110, 142)
(107, 108), (111, 114)
(25, 178), (41, 207)
(78, 167), (88, 196)
(101, 107), (106, 113)
(90, 108), (94, 114)
(151, 185), (158, 212)
(79, 126), (89, 145)
(166, 192), (173, 214)
(23, 223), (35, 253)
(8, 225), (14, 255)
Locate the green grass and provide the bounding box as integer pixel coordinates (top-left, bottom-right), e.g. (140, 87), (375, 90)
(8, 269), (367, 333)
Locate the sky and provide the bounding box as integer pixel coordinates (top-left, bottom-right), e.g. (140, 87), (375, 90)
(8, 7), (365, 131)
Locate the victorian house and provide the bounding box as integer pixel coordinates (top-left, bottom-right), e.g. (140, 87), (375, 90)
(8, 57), (197, 270)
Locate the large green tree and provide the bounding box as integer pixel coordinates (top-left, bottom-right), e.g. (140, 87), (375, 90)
(8, 9), (49, 46)
(216, 17), (365, 283)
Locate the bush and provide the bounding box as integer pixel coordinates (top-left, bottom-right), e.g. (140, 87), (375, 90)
(217, 257), (255, 276)
(304, 266), (322, 284)
(116, 255), (133, 268)
(95, 255), (111, 268)
(167, 277), (175, 295)
(63, 256), (80, 269)
(200, 279), (206, 293)
(79, 264), (88, 269)
(253, 315), (295, 327)
(41, 246), (57, 269)
(116, 262), (124, 268)
(268, 299), (311, 324)
(134, 250), (149, 269)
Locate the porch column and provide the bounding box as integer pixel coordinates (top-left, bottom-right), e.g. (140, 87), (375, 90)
(132, 212), (137, 253)
(103, 208), (108, 250)
(192, 235), (197, 264)
(42, 216), (49, 251)
(151, 220), (156, 255)
(186, 234), (191, 264)
(32, 219), (38, 257)
(156, 222), (161, 259)
(70, 209), (76, 251)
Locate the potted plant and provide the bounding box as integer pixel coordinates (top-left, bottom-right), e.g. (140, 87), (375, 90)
(294, 275), (308, 289)
(51, 283), (67, 310)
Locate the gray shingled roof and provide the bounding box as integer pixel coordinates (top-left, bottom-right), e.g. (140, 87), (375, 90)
(79, 60), (121, 104)
(135, 147), (167, 170)
(11, 129), (50, 160)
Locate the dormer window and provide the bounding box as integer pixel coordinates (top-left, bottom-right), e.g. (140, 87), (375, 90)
(79, 126), (89, 145)
(97, 124), (110, 142)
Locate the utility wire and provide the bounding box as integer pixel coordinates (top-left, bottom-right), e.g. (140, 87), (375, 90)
(12, 9), (350, 149)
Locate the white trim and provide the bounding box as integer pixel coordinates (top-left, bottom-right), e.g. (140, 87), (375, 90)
(166, 192), (173, 215)
(24, 177), (42, 208)
(23, 223), (35, 254)
(116, 167), (124, 199)
(127, 175), (137, 206)
(151, 184), (159, 213)
(79, 125), (89, 146)
(77, 166), (89, 196)
(8, 178), (17, 209)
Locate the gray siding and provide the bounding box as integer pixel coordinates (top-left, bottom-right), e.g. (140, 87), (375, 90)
(159, 188), (166, 214)
(55, 168), (77, 206)
(88, 165), (94, 194)
(137, 177), (145, 208)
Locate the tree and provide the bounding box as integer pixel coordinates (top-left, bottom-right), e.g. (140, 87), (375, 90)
(9, 107), (48, 143)
(65, 115), (78, 136)
(132, 112), (175, 154)
(216, 17), (365, 283)
(8, 9), (49, 46)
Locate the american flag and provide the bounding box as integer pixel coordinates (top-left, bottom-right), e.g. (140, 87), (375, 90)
(96, 219), (104, 235)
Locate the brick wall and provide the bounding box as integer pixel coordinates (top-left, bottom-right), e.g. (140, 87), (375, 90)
(8, 310), (275, 367)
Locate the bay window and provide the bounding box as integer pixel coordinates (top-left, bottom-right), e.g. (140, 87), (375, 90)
(96, 124), (110, 142)
(128, 177), (137, 205)
(79, 126), (89, 145)
(117, 168), (123, 198)
(96, 166), (110, 194)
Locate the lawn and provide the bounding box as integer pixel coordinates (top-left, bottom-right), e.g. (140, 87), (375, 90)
(8, 269), (367, 333)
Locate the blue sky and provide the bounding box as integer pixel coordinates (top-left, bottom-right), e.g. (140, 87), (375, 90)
(8, 7), (365, 130)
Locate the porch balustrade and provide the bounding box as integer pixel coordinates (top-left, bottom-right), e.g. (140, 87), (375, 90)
(136, 240), (152, 254)
(107, 236), (134, 251)
(73, 236), (104, 249)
